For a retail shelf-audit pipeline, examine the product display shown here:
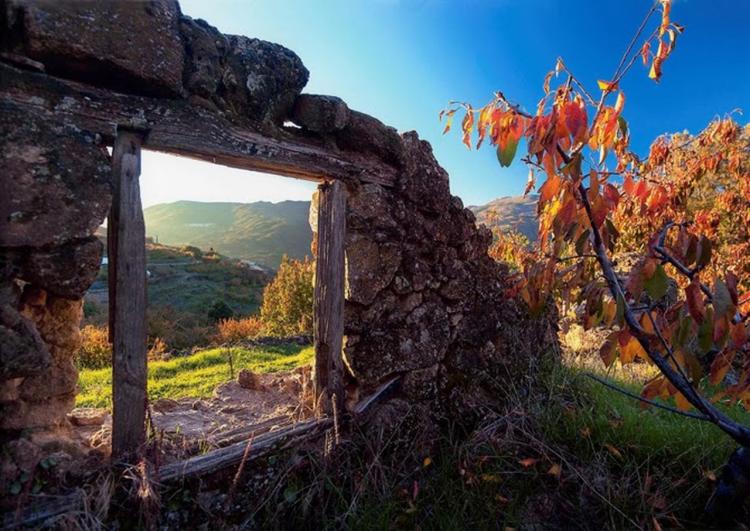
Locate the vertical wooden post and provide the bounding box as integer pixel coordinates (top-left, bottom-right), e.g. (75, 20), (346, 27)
(108, 128), (147, 460)
(313, 180), (346, 417)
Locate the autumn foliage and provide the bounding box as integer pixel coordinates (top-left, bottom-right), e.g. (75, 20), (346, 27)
(444, 0), (750, 446)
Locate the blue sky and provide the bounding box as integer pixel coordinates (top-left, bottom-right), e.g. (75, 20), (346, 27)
(142, 0), (750, 208)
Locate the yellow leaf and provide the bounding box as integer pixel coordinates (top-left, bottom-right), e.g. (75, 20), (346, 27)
(481, 473), (501, 483)
(547, 463), (562, 478)
(423, 457), (432, 468)
(597, 79), (618, 92)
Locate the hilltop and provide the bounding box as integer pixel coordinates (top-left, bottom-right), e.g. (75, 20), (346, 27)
(143, 200), (313, 269)
(469, 194), (538, 241)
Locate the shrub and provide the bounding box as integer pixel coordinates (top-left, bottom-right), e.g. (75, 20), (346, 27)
(216, 316), (265, 344)
(260, 255), (314, 337)
(207, 300), (234, 322)
(76, 325), (111, 369)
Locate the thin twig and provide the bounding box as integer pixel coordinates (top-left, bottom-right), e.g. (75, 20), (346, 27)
(582, 373), (708, 421)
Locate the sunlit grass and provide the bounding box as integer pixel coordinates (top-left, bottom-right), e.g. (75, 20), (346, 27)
(76, 344), (313, 408)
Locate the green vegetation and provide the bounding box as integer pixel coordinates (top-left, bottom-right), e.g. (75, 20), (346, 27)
(269, 358), (747, 529)
(76, 344), (313, 408)
(143, 200), (313, 269)
(259, 256), (314, 336)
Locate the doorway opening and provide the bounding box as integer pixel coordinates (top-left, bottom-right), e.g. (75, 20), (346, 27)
(73, 145), (346, 463)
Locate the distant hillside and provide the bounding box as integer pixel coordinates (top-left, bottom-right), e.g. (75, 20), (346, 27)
(469, 195), (538, 241)
(143, 200), (312, 269)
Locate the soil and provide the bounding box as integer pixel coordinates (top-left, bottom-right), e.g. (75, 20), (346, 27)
(69, 367), (312, 463)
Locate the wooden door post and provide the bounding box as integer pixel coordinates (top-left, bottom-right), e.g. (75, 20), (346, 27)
(108, 128), (148, 460)
(313, 180), (346, 417)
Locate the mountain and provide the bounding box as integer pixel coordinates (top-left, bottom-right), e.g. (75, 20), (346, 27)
(469, 195), (538, 241)
(143, 200), (312, 269)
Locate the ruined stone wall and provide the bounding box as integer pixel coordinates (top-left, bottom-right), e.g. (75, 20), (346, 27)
(0, 0), (556, 438)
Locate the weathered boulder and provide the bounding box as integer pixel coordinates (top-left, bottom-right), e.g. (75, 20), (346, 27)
(5, 237), (103, 299)
(0, 105), (111, 249)
(179, 16), (228, 99)
(223, 35), (309, 125)
(0, 303), (50, 380)
(179, 15), (309, 126)
(2, 0), (184, 97)
(334, 111), (405, 167)
(292, 94), (349, 132)
(0, 288), (82, 430)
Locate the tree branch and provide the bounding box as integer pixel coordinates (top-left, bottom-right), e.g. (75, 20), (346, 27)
(583, 372), (709, 421)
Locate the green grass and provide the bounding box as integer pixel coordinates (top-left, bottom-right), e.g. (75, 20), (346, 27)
(538, 361), (750, 468)
(273, 357), (750, 529)
(77, 344), (313, 408)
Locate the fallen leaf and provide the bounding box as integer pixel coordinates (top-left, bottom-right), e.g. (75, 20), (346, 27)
(603, 443), (623, 459)
(547, 463), (562, 478)
(518, 457), (539, 468)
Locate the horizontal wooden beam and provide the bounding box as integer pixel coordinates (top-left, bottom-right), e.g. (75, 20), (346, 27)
(0, 62), (397, 187)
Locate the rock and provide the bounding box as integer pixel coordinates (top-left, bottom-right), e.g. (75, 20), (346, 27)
(334, 111), (405, 167)
(0, 105), (111, 249)
(345, 236), (401, 305)
(292, 94), (349, 132)
(0, 303), (50, 380)
(179, 18), (309, 126)
(5, 236), (103, 299)
(179, 16), (228, 99)
(68, 407), (108, 427)
(152, 397), (181, 413)
(237, 368), (262, 390)
(3, 0), (184, 97)
(223, 35), (309, 126)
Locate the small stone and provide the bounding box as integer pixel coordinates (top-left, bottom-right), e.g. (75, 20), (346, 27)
(68, 407), (108, 427)
(237, 369), (262, 390)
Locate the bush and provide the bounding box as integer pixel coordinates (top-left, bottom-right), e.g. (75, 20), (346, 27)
(260, 256), (314, 337)
(216, 316), (265, 344)
(147, 306), (214, 351)
(76, 325), (111, 369)
(208, 300), (234, 322)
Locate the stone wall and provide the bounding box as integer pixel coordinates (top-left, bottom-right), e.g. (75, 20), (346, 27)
(0, 0), (556, 439)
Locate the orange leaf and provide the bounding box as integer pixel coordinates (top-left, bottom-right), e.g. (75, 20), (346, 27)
(674, 391), (691, 411)
(539, 174), (562, 204)
(640, 41), (651, 66)
(518, 457), (538, 468)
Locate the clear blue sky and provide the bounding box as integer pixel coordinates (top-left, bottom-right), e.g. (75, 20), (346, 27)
(143, 0), (749, 208)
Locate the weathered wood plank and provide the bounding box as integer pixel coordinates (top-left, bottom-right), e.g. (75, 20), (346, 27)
(110, 129), (148, 460)
(313, 181), (347, 416)
(160, 418), (331, 482)
(0, 61), (397, 187)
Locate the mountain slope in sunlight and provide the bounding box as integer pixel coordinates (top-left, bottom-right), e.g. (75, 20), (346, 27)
(469, 194), (538, 241)
(144, 200), (312, 269)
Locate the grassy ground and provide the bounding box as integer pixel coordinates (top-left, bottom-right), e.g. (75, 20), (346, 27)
(246, 352), (750, 529)
(76, 344), (313, 408)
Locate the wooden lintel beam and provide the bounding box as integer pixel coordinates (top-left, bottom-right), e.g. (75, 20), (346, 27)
(0, 62), (397, 187)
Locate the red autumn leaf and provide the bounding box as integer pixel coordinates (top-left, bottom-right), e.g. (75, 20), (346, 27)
(685, 281), (705, 324)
